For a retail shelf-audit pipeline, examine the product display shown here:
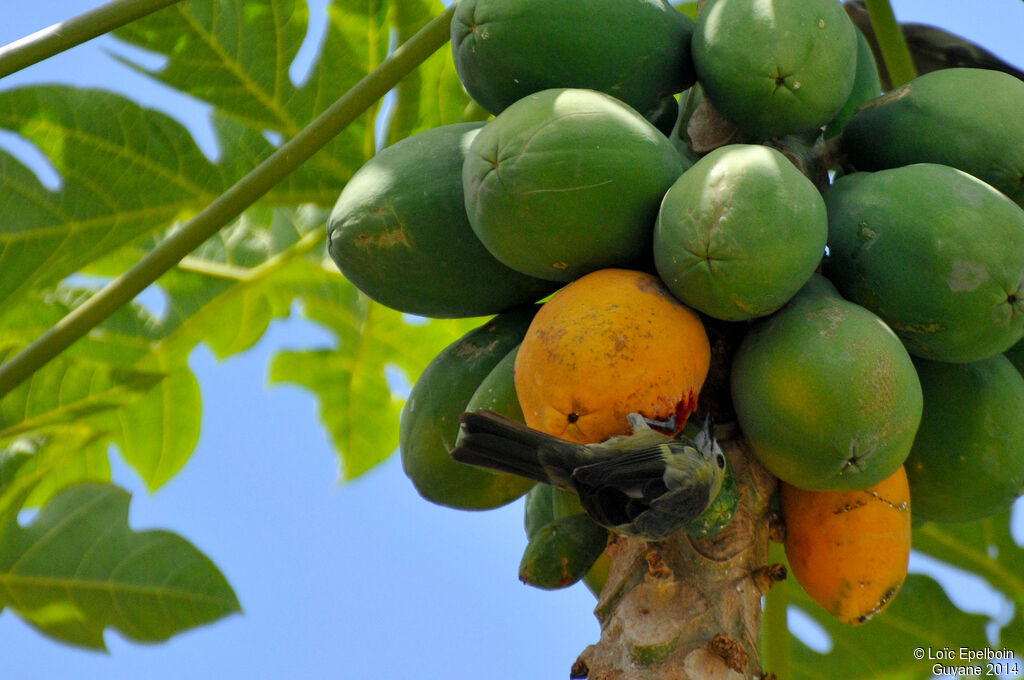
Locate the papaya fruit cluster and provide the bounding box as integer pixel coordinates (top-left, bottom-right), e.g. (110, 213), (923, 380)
(326, 0), (1024, 626)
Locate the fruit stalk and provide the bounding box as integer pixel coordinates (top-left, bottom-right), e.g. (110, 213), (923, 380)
(573, 429), (776, 680)
(862, 0), (917, 87)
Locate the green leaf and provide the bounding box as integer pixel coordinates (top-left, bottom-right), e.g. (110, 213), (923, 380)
(270, 277), (481, 479)
(0, 482), (240, 649)
(152, 205), (329, 361)
(111, 359), (201, 491)
(790, 574), (990, 680)
(0, 87), (222, 312)
(0, 290), (200, 494)
(913, 511), (1024, 645)
(113, 0), (390, 199)
(0, 347), (164, 444)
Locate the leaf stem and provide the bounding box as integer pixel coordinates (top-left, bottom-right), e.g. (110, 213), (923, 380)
(0, 5), (456, 399)
(0, 0), (184, 79)
(863, 0), (918, 88)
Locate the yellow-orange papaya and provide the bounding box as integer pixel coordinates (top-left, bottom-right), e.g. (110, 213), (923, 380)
(781, 467), (911, 625)
(514, 269), (711, 444)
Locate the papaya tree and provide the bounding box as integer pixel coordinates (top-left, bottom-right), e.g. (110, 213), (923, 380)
(1, 0), (1023, 678)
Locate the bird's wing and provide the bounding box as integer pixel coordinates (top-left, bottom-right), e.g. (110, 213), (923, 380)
(570, 446), (672, 501)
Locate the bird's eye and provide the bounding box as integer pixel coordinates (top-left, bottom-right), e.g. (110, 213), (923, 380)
(716, 454), (726, 470)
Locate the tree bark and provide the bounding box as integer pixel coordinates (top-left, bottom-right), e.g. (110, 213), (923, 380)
(572, 430), (777, 680)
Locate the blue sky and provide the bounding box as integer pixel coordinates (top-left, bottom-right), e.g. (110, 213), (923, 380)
(2, 1), (1023, 678)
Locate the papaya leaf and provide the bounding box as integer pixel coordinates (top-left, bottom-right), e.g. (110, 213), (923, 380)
(149, 205), (329, 361)
(112, 0), (390, 197)
(270, 277), (481, 480)
(110, 358), (201, 491)
(0, 291), (200, 494)
(0, 482), (240, 650)
(0, 88), (223, 312)
(0, 429), (109, 521)
(0, 447), (33, 499)
(912, 510), (1024, 646)
(789, 574), (990, 680)
(0, 348), (164, 445)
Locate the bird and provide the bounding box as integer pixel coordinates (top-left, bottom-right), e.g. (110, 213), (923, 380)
(844, 1), (1024, 90)
(451, 409), (727, 541)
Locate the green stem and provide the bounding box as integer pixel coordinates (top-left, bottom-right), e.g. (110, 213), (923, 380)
(863, 0), (918, 88)
(760, 542), (791, 679)
(0, 5), (456, 399)
(0, 0), (184, 79)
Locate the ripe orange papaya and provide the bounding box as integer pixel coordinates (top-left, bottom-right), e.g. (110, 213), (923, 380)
(781, 467), (911, 625)
(514, 269), (710, 444)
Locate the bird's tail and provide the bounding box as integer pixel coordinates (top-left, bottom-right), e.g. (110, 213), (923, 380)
(451, 410), (585, 486)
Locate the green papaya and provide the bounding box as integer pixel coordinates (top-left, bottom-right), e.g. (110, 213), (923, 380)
(906, 355), (1024, 523)
(551, 486), (586, 518)
(692, 0), (857, 138)
(463, 88), (684, 281)
(825, 164), (1024, 362)
(731, 276), (923, 491)
(451, 0), (695, 116)
(842, 69), (1024, 206)
(327, 123), (556, 319)
(400, 306), (538, 509)
(519, 513), (609, 590)
(824, 25), (883, 139)
(654, 144), (827, 321)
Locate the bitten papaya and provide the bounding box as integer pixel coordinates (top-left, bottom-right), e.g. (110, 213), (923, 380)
(731, 276), (922, 491)
(400, 307), (537, 509)
(842, 68), (1024, 206)
(515, 269), (710, 444)
(327, 123), (556, 318)
(451, 0), (695, 116)
(691, 0), (857, 138)
(781, 467), (911, 625)
(825, 164), (1024, 363)
(654, 144), (827, 321)
(463, 89), (684, 282)
(905, 355), (1024, 523)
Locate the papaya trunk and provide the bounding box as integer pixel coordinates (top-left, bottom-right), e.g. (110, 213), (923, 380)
(573, 431), (777, 680)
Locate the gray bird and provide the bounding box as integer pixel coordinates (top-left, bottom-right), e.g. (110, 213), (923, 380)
(451, 410), (727, 541)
